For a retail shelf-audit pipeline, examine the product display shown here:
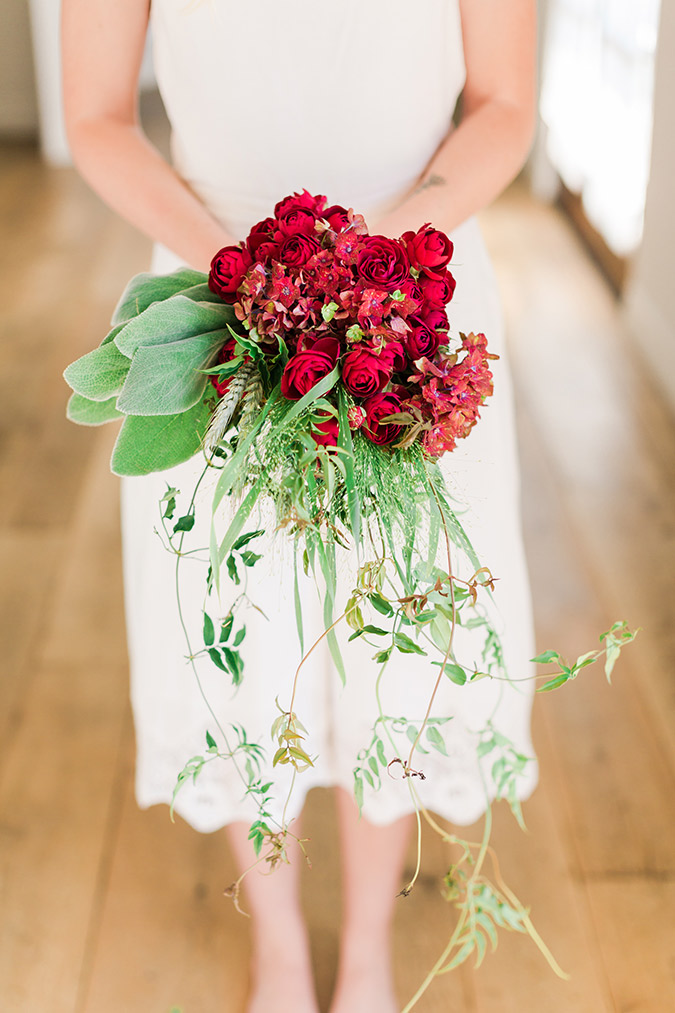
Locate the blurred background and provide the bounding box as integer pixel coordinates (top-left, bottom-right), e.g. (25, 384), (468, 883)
(1, 1), (674, 1011)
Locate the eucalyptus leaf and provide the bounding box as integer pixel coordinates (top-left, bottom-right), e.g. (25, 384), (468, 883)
(66, 392), (123, 426)
(64, 342), (131, 401)
(116, 330), (226, 415)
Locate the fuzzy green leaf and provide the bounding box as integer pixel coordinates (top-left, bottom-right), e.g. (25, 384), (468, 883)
(116, 330), (226, 415)
(115, 295), (235, 357)
(64, 342), (131, 401)
(112, 269), (207, 325)
(66, 392), (123, 426)
(110, 394), (212, 476)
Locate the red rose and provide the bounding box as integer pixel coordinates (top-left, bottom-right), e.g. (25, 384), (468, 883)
(417, 306), (450, 332)
(402, 225), (453, 279)
(274, 189), (327, 217)
(247, 218), (277, 258)
(380, 339), (407, 373)
(403, 317), (442, 361)
(322, 204), (351, 231)
(356, 236), (410, 292)
(399, 277), (424, 305)
(277, 206), (317, 237)
(208, 244), (253, 304)
(210, 337), (238, 397)
(341, 346), (393, 398)
(362, 392), (404, 446)
(278, 233), (320, 267)
(419, 270), (456, 306)
(280, 336), (339, 400)
(311, 411), (340, 448)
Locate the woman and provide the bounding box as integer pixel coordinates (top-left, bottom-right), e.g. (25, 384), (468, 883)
(62, 2), (538, 1010)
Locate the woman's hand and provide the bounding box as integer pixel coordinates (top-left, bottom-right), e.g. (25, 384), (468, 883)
(372, 0), (537, 239)
(62, 0), (236, 269)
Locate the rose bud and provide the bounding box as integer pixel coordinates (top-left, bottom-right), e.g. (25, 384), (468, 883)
(347, 405), (366, 430)
(417, 306), (450, 332)
(311, 411), (340, 448)
(362, 392), (404, 446)
(402, 224), (454, 279)
(210, 337), (238, 396)
(380, 339), (407, 373)
(275, 189), (327, 217)
(278, 233), (321, 268)
(208, 244), (253, 304)
(341, 346), (393, 398)
(419, 269), (456, 306)
(280, 336), (340, 400)
(403, 316), (442, 360)
(277, 206), (317, 237)
(322, 204), (351, 231)
(356, 236), (410, 292)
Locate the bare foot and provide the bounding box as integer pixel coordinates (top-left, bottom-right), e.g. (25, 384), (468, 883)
(247, 924), (319, 1013)
(330, 955), (398, 1013)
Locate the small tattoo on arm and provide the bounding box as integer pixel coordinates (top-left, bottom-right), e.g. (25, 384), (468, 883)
(413, 173), (446, 197)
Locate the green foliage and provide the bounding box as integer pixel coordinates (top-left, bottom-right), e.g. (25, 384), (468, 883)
(115, 295), (235, 357)
(66, 392), (123, 426)
(110, 393), (213, 476)
(63, 342), (130, 401)
(111, 268), (207, 325)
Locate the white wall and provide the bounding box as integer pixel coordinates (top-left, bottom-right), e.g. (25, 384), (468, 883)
(0, 0), (38, 135)
(623, 0), (675, 410)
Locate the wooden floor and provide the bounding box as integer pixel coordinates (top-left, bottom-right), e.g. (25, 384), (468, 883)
(1, 129), (674, 1013)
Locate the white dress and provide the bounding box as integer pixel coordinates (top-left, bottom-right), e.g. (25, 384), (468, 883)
(121, 0), (539, 833)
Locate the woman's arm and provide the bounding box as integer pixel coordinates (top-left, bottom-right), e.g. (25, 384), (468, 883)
(375, 0), (537, 236)
(62, 0), (234, 270)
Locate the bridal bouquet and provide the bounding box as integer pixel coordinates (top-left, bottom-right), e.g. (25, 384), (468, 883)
(64, 190), (636, 1009)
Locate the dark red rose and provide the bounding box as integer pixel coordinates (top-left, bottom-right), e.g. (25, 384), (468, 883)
(362, 392), (404, 446)
(311, 411), (340, 448)
(341, 346), (393, 398)
(322, 204), (351, 231)
(210, 337), (238, 397)
(251, 240), (281, 263)
(399, 277), (424, 305)
(356, 236), (410, 291)
(274, 189), (327, 217)
(419, 270), (456, 306)
(208, 244), (253, 304)
(380, 339), (407, 373)
(277, 206), (317, 237)
(280, 336), (339, 400)
(247, 217), (276, 257)
(404, 316), (442, 360)
(278, 233), (320, 267)
(417, 306), (450, 332)
(402, 224), (454, 279)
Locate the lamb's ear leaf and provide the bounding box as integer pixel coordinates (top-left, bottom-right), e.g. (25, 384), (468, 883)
(114, 296), (235, 356)
(67, 392), (124, 426)
(116, 330), (227, 416)
(111, 268), (207, 325)
(110, 395), (213, 476)
(63, 342), (131, 401)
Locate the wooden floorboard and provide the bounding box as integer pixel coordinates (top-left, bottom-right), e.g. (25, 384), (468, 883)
(1, 130), (674, 1012)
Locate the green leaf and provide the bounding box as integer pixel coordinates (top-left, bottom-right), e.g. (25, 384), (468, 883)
(426, 726), (448, 755)
(394, 631), (426, 655)
(354, 774), (364, 812)
(321, 300), (339, 322)
(370, 593), (394, 618)
(233, 626), (246, 647)
(64, 342), (131, 401)
(240, 550), (262, 567)
(444, 662), (467, 685)
(537, 672), (570, 692)
(112, 269), (208, 325)
(232, 530), (264, 551)
(110, 394), (212, 476)
(205, 730), (217, 750)
(66, 392), (123, 426)
(116, 329), (227, 415)
(173, 514), (195, 533)
(115, 295), (235, 356)
(376, 739), (387, 767)
(203, 613), (215, 647)
(531, 650), (561, 665)
(226, 555), (240, 585)
(220, 614), (234, 642)
(207, 648), (228, 672)
(374, 647), (392, 664)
